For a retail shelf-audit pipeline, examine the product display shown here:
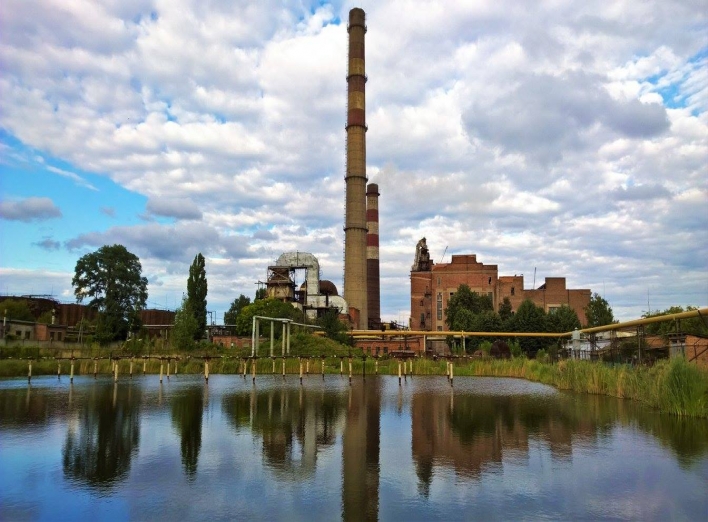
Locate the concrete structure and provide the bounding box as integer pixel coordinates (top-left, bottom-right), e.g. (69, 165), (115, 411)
(343, 7), (368, 330)
(410, 239), (591, 330)
(366, 183), (380, 329)
(266, 252), (348, 321)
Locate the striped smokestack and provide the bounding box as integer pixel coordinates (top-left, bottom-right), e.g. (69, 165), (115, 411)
(343, 7), (368, 329)
(366, 183), (380, 329)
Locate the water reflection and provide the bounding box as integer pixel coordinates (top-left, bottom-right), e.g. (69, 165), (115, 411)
(342, 379), (380, 522)
(1, 376), (706, 521)
(222, 385), (346, 477)
(62, 383), (141, 490)
(412, 385), (708, 493)
(171, 386), (204, 479)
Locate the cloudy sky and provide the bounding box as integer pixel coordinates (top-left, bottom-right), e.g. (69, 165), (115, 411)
(1, 0), (706, 324)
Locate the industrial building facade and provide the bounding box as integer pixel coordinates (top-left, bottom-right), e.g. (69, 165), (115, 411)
(410, 239), (591, 331)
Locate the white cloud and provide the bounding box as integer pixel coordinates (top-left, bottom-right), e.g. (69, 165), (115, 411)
(1, 0), (707, 321)
(0, 197), (62, 222)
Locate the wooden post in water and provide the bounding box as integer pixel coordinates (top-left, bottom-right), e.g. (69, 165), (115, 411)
(130, 358), (134, 379)
(57, 362), (61, 379)
(174, 359), (178, 375)
(143, 357), (147, 375)
(243, 358), (247, 379)
(114, 359), (118, 382)
(299, 357), (303, 385)
(252, 357), (256, 384)
(321, 356), (325, 380)
(348, 356), (352, 385)
(70, 359), (75, 383)
(272, 357), (276, 374)
(159, 359), (163, 383)
(375, 358), (378, 375)
(28, 360), (32, 383)
(94, 359), (98, 379)
(450, 360), (454, 387)
(306, 358), (310, 376)
(446, 360), (450, 381)
(340, 357), (343, 376)
(282, 357), (286, 380)
(205, 359), (209, 383)
(409, 359), (413, 377)
(166, 358), (171, 380)
(398, 360), (402, 386)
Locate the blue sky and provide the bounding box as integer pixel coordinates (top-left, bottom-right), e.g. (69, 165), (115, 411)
(1, 0), (707, 323)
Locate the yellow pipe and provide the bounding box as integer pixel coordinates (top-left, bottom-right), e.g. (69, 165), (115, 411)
(349, 308), (708, 339)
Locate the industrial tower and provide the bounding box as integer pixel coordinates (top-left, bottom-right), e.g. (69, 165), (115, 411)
(344, 7), (368, 329)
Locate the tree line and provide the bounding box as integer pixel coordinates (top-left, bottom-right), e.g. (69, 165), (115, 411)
(444, 284), (614, 356)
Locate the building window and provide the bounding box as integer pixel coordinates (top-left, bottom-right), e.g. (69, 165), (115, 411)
(437, 293), (443, 321)
(511, 287), (515, 296)
(488, 277), (492, 285)
(437, 277), (441, 287)
(420, 313), (425, 327)
(449, 292), (454, 298)
(437, 326), (442, 331)
(24, 331), (30, 340)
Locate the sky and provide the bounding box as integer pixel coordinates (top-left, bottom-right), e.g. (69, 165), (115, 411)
(1, 0), (707, 325)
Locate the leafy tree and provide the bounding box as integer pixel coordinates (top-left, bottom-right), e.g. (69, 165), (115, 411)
(317, 309), (352, 346)
(466, 310), (503, 352)
(235, 298), (303, 337)
(224, 294), (251, 325)
(255, 288), (267, 301)
(187, 253), (207, 340)
(643, 306), (708, 337)
(72, 244), (148, 343)
(0, 299), (35, 322)
(546, 305), (581, 333)
(451, 308), (476, 332)
(444, 285), (493, 330)
(508, 299), (547, 356)
(498, 297), (513, 323)
(172, 297), (198, 350)
(584, 293), (614, 327)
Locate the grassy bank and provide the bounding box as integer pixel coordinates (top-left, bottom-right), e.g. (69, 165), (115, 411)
(2, 349), (706, 418)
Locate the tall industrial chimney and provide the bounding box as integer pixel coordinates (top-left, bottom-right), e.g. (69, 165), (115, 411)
(344, 7), (368, 329)
(366, 183), (380, 329)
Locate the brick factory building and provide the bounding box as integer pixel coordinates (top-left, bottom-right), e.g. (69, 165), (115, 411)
(410, 238), (591, 331)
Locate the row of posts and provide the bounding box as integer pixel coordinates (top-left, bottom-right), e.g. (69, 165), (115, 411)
(28, 355), (456, 387)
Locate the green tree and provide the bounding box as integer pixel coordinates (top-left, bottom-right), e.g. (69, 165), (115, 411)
(224, 294), (251, 325)
(444, 285), (493, 330)
(72, 244), (148, 343)
(546, 305), (581, 333)
(498, 297), (513, 323)
(255, 288), (267, 301)
(643, 306), (708, 337)
(172, 297), (198, 350)
(508, 299), (547, 356)
(317, 309), (352, 346)
(235, 298), (302, 337)
(0, 299), (35, 322)
(584, 293), (614, 327)
(187, 253), (207, 340)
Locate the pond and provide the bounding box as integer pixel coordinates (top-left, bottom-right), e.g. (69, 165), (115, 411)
(1, 374), (707, 521)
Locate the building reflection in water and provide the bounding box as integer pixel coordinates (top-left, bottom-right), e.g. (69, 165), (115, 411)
(222, 386), (346, 478)
(411, 391), (606, 493)
(170, 386), (205, 479)
(62, 384), (141, 490)
(342, 379), (380, 522)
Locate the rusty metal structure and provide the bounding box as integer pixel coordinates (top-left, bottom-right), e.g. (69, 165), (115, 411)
(343, 7), (368, 330)
(366, 183), (380, 329)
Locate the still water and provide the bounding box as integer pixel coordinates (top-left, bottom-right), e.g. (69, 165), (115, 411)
(1, 374), (707, 521)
